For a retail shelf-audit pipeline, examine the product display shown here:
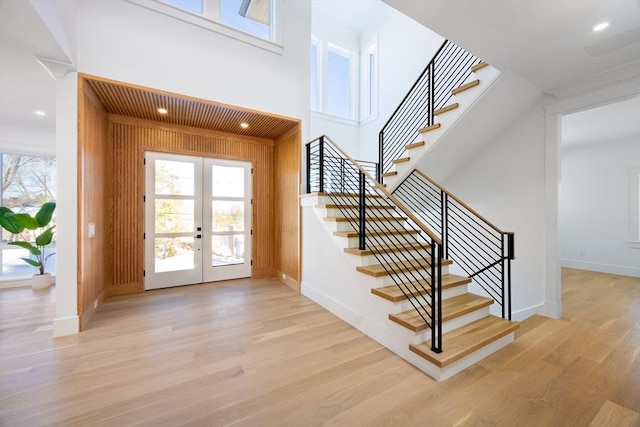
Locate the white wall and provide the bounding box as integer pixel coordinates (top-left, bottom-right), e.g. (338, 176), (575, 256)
(559, 138), (640, 277)
(76, 0), (310, 126)
(441, 99), (549, 320)
(358, 9), (443, 161)
(309, 0), (444, 160)
(46, 0), (312, 335)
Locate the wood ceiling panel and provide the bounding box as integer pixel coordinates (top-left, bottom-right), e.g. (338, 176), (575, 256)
(85, 77), (298, 140)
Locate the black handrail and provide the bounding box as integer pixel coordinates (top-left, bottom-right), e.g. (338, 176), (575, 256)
(379, 40), (483, 179)
(393, 169), (514, 320)
(306, 135), (445, 353)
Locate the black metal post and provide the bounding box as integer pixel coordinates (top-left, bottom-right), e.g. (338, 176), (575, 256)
(441, 192), (449, 259)
(358, 171), (366, 250)
(319, 136), (325, 193)
(340, 158), (345, 193)
(428, 62), (435, 127)
(378, 132), (384, 184)
(500, 234), (505, 319)
(507, 232), (514, 320)
(305, 142), (311, 194)
(431, 241), (443, 353)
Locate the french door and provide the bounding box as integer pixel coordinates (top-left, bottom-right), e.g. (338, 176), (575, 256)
(144, 152), (252, 290)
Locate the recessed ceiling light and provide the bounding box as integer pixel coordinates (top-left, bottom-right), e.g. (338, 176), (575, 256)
(157, 107), (168, 114)
(35, 110), (46, 116)
(592, 22), (609, 32)
(240, 122), (249, 129)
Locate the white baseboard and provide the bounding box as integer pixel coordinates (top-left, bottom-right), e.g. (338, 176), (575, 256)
(544, 300), (562, 319)
(53, 315), (79, 336)
(512, 303), (544, 321)
(561, 259), (640, 278)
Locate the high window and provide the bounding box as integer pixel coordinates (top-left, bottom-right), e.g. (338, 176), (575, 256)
(311, 38), (357, 120)
(361, 38), (379, 119)
(161, 0), (273, 41)
(0, 153), (56, 279)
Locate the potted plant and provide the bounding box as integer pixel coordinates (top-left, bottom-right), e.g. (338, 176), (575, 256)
(0, 202), (56, 289)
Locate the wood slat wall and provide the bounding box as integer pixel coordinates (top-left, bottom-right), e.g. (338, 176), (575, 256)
(108, 116), (277, 296)
(77, 79), (112, 329)
(274, 125), (301, 290)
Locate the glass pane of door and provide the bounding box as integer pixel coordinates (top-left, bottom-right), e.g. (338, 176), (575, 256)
(145, 152), (203, 290)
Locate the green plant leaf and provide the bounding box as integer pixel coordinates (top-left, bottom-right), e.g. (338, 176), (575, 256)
(20, 257), (41, 268)
(8, 241), (41, 255)
(8, 213), (39, 230)
(0, 207), (24, 234)
(35, 202), (56, 228)
(35, 226), (55, 246)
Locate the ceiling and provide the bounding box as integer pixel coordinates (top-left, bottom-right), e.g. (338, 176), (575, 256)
(384, 0), (640, 98)
(85, 77), (299, 140)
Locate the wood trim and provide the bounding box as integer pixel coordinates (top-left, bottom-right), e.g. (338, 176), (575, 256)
(275, 269), (299, 291)
(79, 72), (300, 124)
(109, 114), (276, 146)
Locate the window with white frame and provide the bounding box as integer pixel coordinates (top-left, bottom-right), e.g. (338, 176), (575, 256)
(0, 153), (56, 278)
(311, 38), (358, 120)
(361, 38), (378, 119)
(160, 0), (274, 41)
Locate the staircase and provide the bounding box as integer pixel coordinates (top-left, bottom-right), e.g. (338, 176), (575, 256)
(301, 40), (519, 381)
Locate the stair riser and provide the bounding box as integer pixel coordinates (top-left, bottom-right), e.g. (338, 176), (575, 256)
(316, 195), (389, 207)
(327, 219), (410, 233)
(387, 306), (491, 345)
(345, 248), (434, 266)
(376, 283), (469, 315)
(319, 207), (397, 218)
(339, 234), (430, 248)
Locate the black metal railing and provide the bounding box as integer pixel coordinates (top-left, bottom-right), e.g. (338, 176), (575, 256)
(379, 40), (482, 179)
(306, 135), (445, 352)
(393, 169), (514, 319)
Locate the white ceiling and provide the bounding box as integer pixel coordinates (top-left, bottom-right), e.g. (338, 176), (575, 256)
(0, 0), (67, 134)
(561, 95), (640, 146)
(384, 0), (640, 98)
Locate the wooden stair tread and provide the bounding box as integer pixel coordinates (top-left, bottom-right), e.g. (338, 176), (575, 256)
(418, 123), (441, 134)
(389, 293), (493, 332)
(392, 157), (410, 164)
(324, 216), (406, 223)
(451, 79), (480, 96)
(316, 204), (394, 210)
(356, 258), (453, 277)
(371, 274), (472, 302)
(434, 103), (459, 116)
(405, 141), (425, 150)
(345, 242), (428, 256)
(382, 171), (397, 177)
(315, 192), (384, 198)
(471, 61), (489, 72)
(409, 316), (519, 368)
(333, 229), (418, 238)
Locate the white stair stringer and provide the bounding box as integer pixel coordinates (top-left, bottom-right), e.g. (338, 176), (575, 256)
(300, 193), (517, 381)
(382, 64), (501, 191)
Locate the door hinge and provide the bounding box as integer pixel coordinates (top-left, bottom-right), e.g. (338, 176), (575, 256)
(144, 158), (146, 165)
(251, 229), (253, 235)
(143, 232), (146, 239)
(251, 168), (254, 174)
(143, 270), (146, 277)
(143, 195), (146, 202)
(251, 260), (253, 266)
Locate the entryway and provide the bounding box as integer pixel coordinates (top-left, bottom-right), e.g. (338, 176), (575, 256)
(144, 152), (252, 290)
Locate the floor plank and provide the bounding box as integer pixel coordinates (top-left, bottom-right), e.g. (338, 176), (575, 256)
(0, 269), (638, 426)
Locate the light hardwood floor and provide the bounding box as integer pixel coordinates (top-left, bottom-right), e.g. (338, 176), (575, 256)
(1, 268), (638, 426)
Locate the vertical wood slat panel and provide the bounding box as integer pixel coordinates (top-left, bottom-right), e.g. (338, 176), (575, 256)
(109, 117), (276, 295)
(274, 126), (301, 289)
(78, 82), (111, 329)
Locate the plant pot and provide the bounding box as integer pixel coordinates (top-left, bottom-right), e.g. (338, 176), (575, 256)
(32, 273), (52, 290)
